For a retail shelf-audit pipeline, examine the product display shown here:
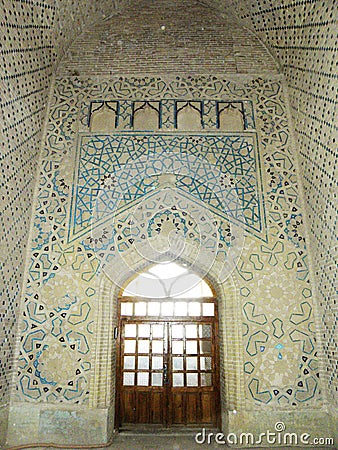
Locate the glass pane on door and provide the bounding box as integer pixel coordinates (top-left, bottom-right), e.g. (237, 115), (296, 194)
(122, 322), (168, 388)
(169, 322), (214, 388)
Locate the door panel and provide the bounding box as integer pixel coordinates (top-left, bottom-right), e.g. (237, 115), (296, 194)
(121, 390), (135, 423)
(201, 391), (215, 423)
(118, 311), (219, 427)
(120, 321), (167, 425)
(121, 389), (165, 424)
(136, 391), (149, 423)
(172, 392), (184, 424)
(168, 321), (217, 425)
(186, 391), (199, 423)
(151, 390), (164, 423)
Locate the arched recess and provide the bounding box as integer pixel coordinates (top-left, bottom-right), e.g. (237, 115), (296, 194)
(89, 244), (244, 433)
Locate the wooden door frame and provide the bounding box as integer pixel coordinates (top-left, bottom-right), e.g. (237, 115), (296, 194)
(115, 296), (221, 430)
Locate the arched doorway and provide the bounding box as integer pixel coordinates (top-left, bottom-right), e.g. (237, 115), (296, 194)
(115, 262), (221, 429)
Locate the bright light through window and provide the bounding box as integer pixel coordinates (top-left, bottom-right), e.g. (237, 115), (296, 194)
(122, 263), (213, 298)
(148, 262), (187, 279)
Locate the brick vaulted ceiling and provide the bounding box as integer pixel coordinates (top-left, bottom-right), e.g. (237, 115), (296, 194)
(0, 0), (336, 413)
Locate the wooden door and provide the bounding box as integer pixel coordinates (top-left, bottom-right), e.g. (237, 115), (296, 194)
(119, 321), (168, 425)
(168, 321), (217, 426)
(117, 299), (220, 428)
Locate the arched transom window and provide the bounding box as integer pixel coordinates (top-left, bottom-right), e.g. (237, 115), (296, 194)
(120, 262), (214, 318)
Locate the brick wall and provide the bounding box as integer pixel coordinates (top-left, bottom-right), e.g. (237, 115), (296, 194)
(58, 0), (278, 75)
(0, 0), (54, 414)
(0, 2), (336, 443)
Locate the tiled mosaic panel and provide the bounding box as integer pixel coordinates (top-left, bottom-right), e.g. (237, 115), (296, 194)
(71, 133), (265, 242)
(12, 75), (322, 409)
(69, 0), (336, 408)
(0, 0), (274, 410)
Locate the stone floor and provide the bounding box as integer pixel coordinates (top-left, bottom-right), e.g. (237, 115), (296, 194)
(96, 434), (334, 449)
(5, 427), (336, 450)
(6, 432), (335, 450)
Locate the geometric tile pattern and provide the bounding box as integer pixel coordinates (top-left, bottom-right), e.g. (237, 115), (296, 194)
(70, 133), (266, 242)
(13, 74), (323, 409)
(240, 239), (320, 407)
(0, 0), (58, 410)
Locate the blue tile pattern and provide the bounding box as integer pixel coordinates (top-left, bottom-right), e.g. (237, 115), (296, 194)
(12, 75), (321, 408)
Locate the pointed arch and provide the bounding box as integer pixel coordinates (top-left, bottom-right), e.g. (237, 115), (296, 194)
(89, 245), (244, 435)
